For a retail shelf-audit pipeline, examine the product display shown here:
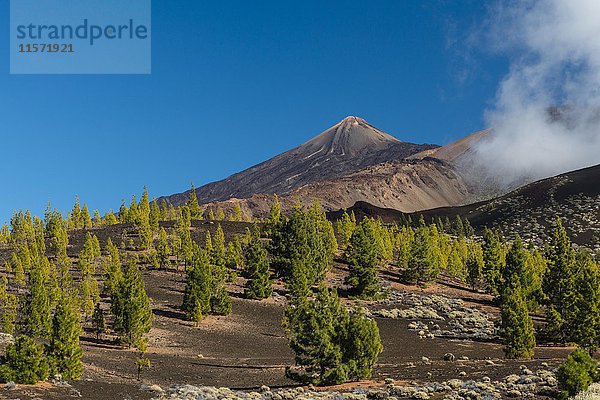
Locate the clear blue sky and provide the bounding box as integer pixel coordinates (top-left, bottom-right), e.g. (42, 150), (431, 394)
(0, 0), (508, 224)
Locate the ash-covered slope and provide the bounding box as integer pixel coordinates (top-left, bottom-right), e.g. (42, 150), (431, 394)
(200, 158), (474, 218)
(163, 116), (438, 206)
(416, 164), (600, 248)
(332, 164), (600, 248)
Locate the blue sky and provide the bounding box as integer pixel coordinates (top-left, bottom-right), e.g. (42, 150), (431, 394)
(0, 0), (509, 224)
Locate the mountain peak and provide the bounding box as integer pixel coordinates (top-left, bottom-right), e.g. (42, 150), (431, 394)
(302, 116), (401, 157)
(340, 115), (364, 124)
(161, 116), (437, 206)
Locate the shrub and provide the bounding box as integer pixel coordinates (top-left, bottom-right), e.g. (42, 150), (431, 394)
(557, 348), (599, 399)
(0, 335), (49, 384)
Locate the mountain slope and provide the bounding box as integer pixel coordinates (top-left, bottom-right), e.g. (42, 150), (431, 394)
(335, 164), (600, 248)
(409, 129), (491, 163)
(200, 158), (474, 218)
(163, 116), (438, 206)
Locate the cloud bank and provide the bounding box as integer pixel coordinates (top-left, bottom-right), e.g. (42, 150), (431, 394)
(470, 0), (600, 188)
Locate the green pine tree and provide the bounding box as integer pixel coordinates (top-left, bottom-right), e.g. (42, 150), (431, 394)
(405, 225), (439, 284)
(155, 227), (171, 269)
(47, 291), (83, 380)
(335, 211), (357, 250)
(0, 335), (49, 384)
(501, 285), (535, 359)
(22, 264), (52, 338)
(482, 228), (504, 294)
(283, 286), (382, 385)
(556, 348), (598, 399)
(111, 257), (153, 347)
(92, 302), (106, 340)
(81, 204), (92, 229)
(181, 246), (212, 324)
(466, 242), (484, 289)
(186, 183), (203, 220)
(570, 251), (600, 351)
(232, 204), (243, 222)
(134, 337), (151, 380)
(543, 218), (577, 343)
(102, 238), (123, 296)
(149, 200), (160, 233)
(344, 308), (383, 379)
(243, 230), (272, 300)
(344, 218), (381, 298)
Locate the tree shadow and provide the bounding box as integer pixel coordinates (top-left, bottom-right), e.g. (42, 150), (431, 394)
(80, 335), (121, 349)
(153, 307), (187, 321)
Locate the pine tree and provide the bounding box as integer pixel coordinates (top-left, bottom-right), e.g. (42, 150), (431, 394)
(169, 232), (182, 269)
(543, 218), (577, 343)
(47, 291), (83, 380)
(501, 285), (535, 359)
(466, 242), (484, 289)
(570, 251), (600, 351)
(464, 218), (475, 237)
(284, 287), (348, 385)
(344, 307), (383, 379)
(216, 208), (225, 221)
(93, 210), (102, 227)
(181, 246), (212, 324)
(395, 226), (414, 271)
(128, 195), (140, 224)
(131, 190), (153, 251)
(271, 203), (337, 288)
(243, 230), (272, 300)
(139, 186), (151, 222)
(446, 241), (466, 280)
(79, 240), (100, 318)
(92, 302), (106, 340)
(69, 196), (82, 229)
(557, 348), (598, 399)
(118, 199), (129, 224)
(284, 286), (382, 385)
(111, 257), (153, 347)
(225, 235), (244, 271)
(210, 283), (232, 316)
(232, 204), (243, 222)
(186, 183), (203, 220)
(453, 215), (465, 237)
(405, 226), (438, 284)
(156, 227), (171, 269)
(22, 264), (52, 338)
(335, 211), (357, 250)
(103, 238), (123, 296)
(149, 200), (160, 233)
(344, 218), (381, 298)
(269, 194), (281, 225)
(482, 228), (504, 294)
(177, 206), (193, 268)
(501, 235), (527, 296)
(134, 337), (151, 380)
(104, 210), (118, 226)
(211, 224), (226, 268)
(44, 207), (71, 287)
(0, 335), (49, 384)
(0, 276), (17, 335)
(81, 204), (92, 229)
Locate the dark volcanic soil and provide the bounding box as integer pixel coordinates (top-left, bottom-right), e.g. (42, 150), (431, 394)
(2, 263), (572, 400)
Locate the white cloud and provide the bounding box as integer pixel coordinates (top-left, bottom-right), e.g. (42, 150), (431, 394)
(469, 0), (600, 187)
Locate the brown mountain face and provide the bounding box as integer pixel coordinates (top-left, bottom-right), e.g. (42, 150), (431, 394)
(161, 116), (442, 209)
(336, 164), (600, 249)
(409, 129), (490, 163)
(417, 163), (600, 249)
(200, 158), (474, 218)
